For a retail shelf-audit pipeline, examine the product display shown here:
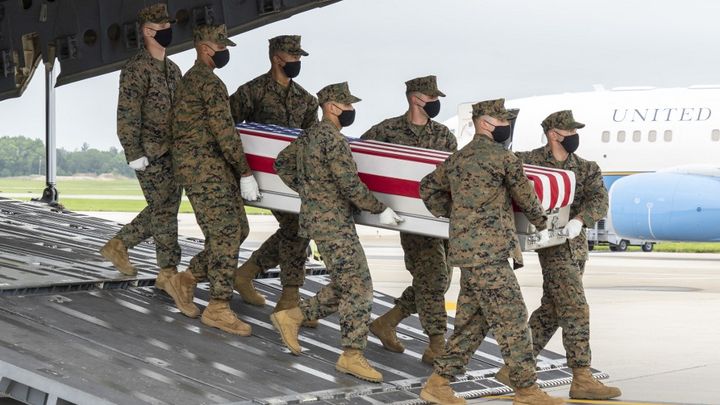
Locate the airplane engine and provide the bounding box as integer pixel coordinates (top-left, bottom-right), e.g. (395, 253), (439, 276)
(609, 172), (720, 242)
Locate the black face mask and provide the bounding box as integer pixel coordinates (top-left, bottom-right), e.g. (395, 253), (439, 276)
(560, 133), (580, 153)
(282, 60), (301, 78)
(491, 124), (512, 143)
(153, 27), (173, 48)
(211, 49), (230, 69)
(338, 108), (356, 127)
(422, 99), (441, 118)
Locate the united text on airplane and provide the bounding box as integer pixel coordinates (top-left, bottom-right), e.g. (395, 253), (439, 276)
(612, 107), (711, 122)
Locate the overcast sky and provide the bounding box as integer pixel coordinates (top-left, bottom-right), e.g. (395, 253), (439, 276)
(1, 0), (719, 150)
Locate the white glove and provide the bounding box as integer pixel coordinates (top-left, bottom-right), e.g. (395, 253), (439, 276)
(240, 175), (262, 201)
(379, 207), (404, 226)
(128, 156), (149, 171)
(536, 229), (550, 245)
(562, 218), (584, 239)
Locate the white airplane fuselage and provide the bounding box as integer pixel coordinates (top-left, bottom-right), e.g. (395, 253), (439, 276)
(446, 87), (720, 242)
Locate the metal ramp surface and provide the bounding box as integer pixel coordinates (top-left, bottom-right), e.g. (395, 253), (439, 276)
(0, 198), (325, 295)
(0, 198), (606, 405)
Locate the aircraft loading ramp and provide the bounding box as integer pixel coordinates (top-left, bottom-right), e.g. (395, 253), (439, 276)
(0, 198), (607, 405)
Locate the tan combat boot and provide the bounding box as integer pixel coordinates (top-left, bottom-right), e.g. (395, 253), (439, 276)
(164, 271), (201, 318)
(155, 266), (177, 293)
(422, 334), (446, 365)
(369, 305), (406, 353)
(570, 367), (622, 399)
(419, 373), (467, 405)
(513, 384), (565, 405)
(494, 365), (512, 387)
(234, 260), (265, 306)
(201, 299), (252, 336)
(100, 238), (136, 275)
(270, 307), (304, 355)
(335, 348), (383, 383)
(274, 286), (319, 328)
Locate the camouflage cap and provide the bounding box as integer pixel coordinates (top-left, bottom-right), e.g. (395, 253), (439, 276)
(269, 35), (309, 56)
(317, 82), (361, 105)
(471, 98), (517, 121)
(193, 24), (236, 47)
(541, 110), (585, 132)
(405, 75), (446, 97)
(137, 3), (175, 25)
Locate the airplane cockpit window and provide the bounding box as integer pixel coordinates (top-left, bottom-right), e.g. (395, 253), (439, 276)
(712, 129), (720, 141)
(633, 130), (641, 142)
(617, 130), (626, 143)
(648, 130), (657, 142)
(664, 130), (673, 142)
(602, 131), (610, 143)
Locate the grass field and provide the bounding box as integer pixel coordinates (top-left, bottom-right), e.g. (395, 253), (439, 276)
(0, 176), (144, 196)
(0, 176), (270, 215)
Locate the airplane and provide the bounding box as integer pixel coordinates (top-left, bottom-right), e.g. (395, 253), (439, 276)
(444, 86), (720, 243)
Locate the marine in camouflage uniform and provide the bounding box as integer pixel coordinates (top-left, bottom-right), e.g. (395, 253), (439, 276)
(99, 4), (182, 291)
(361, 75), (455, 364)
(164, 24), (258, 337)
(419, 99), (564, 405)
(499, 110), (621, 400)
(270, 82), (401, 383)
(229, 35), (320, 317)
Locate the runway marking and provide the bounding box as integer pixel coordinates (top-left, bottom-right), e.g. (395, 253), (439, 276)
(485, 396), (687, 405)
(446, 301), (456, 311)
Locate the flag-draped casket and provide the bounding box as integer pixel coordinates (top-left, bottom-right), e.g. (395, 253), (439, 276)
(238, 123), (576, 251)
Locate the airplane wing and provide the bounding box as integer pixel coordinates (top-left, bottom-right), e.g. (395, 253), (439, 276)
(0, 0), (341, 101)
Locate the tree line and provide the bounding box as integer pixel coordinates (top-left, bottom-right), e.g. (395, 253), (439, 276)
(0, 136), (134, 177)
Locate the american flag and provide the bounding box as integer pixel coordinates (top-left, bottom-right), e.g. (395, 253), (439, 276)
(237, 122), (575, 211)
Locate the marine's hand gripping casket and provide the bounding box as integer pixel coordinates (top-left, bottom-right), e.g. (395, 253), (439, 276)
(238, 123), (576, 251)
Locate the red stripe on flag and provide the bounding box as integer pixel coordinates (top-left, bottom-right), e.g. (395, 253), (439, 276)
(525, 169), (559, 209)
(525, 174), (544, 205)
(535, 167), (571, 207)
(358, 173), (420, 198)
(525, 165), (572, 207)
(548, 175), (559, 208)
(246, 154), (277, 174)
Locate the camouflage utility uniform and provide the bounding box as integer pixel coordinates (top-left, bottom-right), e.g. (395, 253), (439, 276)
(229, 35), (318, 289)
(172, 30), (250, 301)
(361, 75), (455, 351)
(515, 111), (608, 369)
(274, 83), (386, 349)
(421, 99), (547, 388)
(110, 4), (182, 272)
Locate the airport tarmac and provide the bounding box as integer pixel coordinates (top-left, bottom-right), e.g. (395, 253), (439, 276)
(5, 212), (715, 405)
